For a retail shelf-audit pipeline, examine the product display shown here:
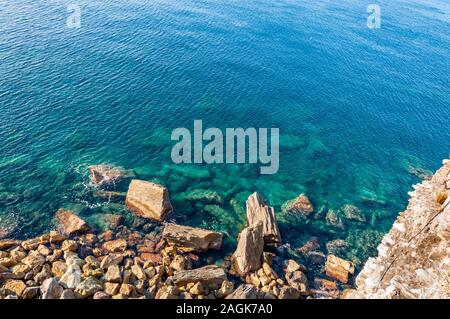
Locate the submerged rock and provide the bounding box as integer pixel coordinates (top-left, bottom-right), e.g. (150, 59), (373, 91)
(125, 180), (173, 222)
(342, 204), (366, 222)
(89, 165), (124, 187)
(232, 222), (264, 275)
(246, 192), (281, 245)
(55, 209), (91, 236)
(162, 223), (223, 252)
(283, 194), (314, 216)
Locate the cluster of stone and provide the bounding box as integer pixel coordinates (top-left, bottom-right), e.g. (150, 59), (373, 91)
(0, 166), (356, 299)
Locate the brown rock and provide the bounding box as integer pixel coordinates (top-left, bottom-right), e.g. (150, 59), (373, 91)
(0, 239), (20, 250)
(2, 279), (27, 297)
(55, 209), (90, 236)
(172, 265), (227, 288)
(51, 261), (68, 278)
(104, 282), (120, 296)
(232, 222), (264, 275)
(105, 265), (121, 283)
(162, 223), (222, 252)
(140, 253), (162, 265)
(100, 254), (123, 270)
(102, 239), (127, 253)
(284, 194), (314, 216)
(325, 255), (354, 284)
(246, 192), (281, 245)
(125, 180), (173, 222)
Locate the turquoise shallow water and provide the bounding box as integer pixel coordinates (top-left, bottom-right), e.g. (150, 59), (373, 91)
(0, 0), (449, 266)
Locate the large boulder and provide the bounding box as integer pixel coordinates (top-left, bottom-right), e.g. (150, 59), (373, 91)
(172, 265), (227, 288)
(54, 209), (90, 236)
(89, 165), (123, 187)
(246, 192), (281, 245)
(162, 223), (223, 252)
(125, 180), (173, 222)
(232, 222), (264, 275)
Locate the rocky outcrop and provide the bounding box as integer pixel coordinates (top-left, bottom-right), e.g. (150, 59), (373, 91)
(89, 165), (123, 187)
(352, 159), (450, 299)
(125, 180), (173, 222)
(162, 223), (222, 252)
(54, 209), (90, 236)
(246, 192), (281, 245)
(232, 222), (264, 275)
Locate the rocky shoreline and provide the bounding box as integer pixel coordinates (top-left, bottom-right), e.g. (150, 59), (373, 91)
(0, 165), (357, 299)
(1, 161), (448, 299)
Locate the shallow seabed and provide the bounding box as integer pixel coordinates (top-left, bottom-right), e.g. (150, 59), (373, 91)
(0, 0), (449, 267)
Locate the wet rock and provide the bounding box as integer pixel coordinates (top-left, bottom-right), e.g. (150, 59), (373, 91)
(89, 165), (123, 187)
(246, 192), (281, 245)
(40, 278), (63, 299)
(298, 237), (320, 255)
(232, 222), (264, 275)
(283, 194), (314, 216)
(325, 209), (345, 230)
(125, 180), (173, 222)
(326, 239), (348, 256)
(172, 265), (227, 287)
(183, 189), (223, 204)
(342, 204), (366, 222)
(162, 223), (223, 252)
(325, 255), (354, 284)
(55, 209), (91, 236)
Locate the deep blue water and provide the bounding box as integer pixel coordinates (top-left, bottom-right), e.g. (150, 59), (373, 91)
(0, 0), (449, 265)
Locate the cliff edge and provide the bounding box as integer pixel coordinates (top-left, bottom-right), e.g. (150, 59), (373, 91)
(351, 159), (450, 299)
